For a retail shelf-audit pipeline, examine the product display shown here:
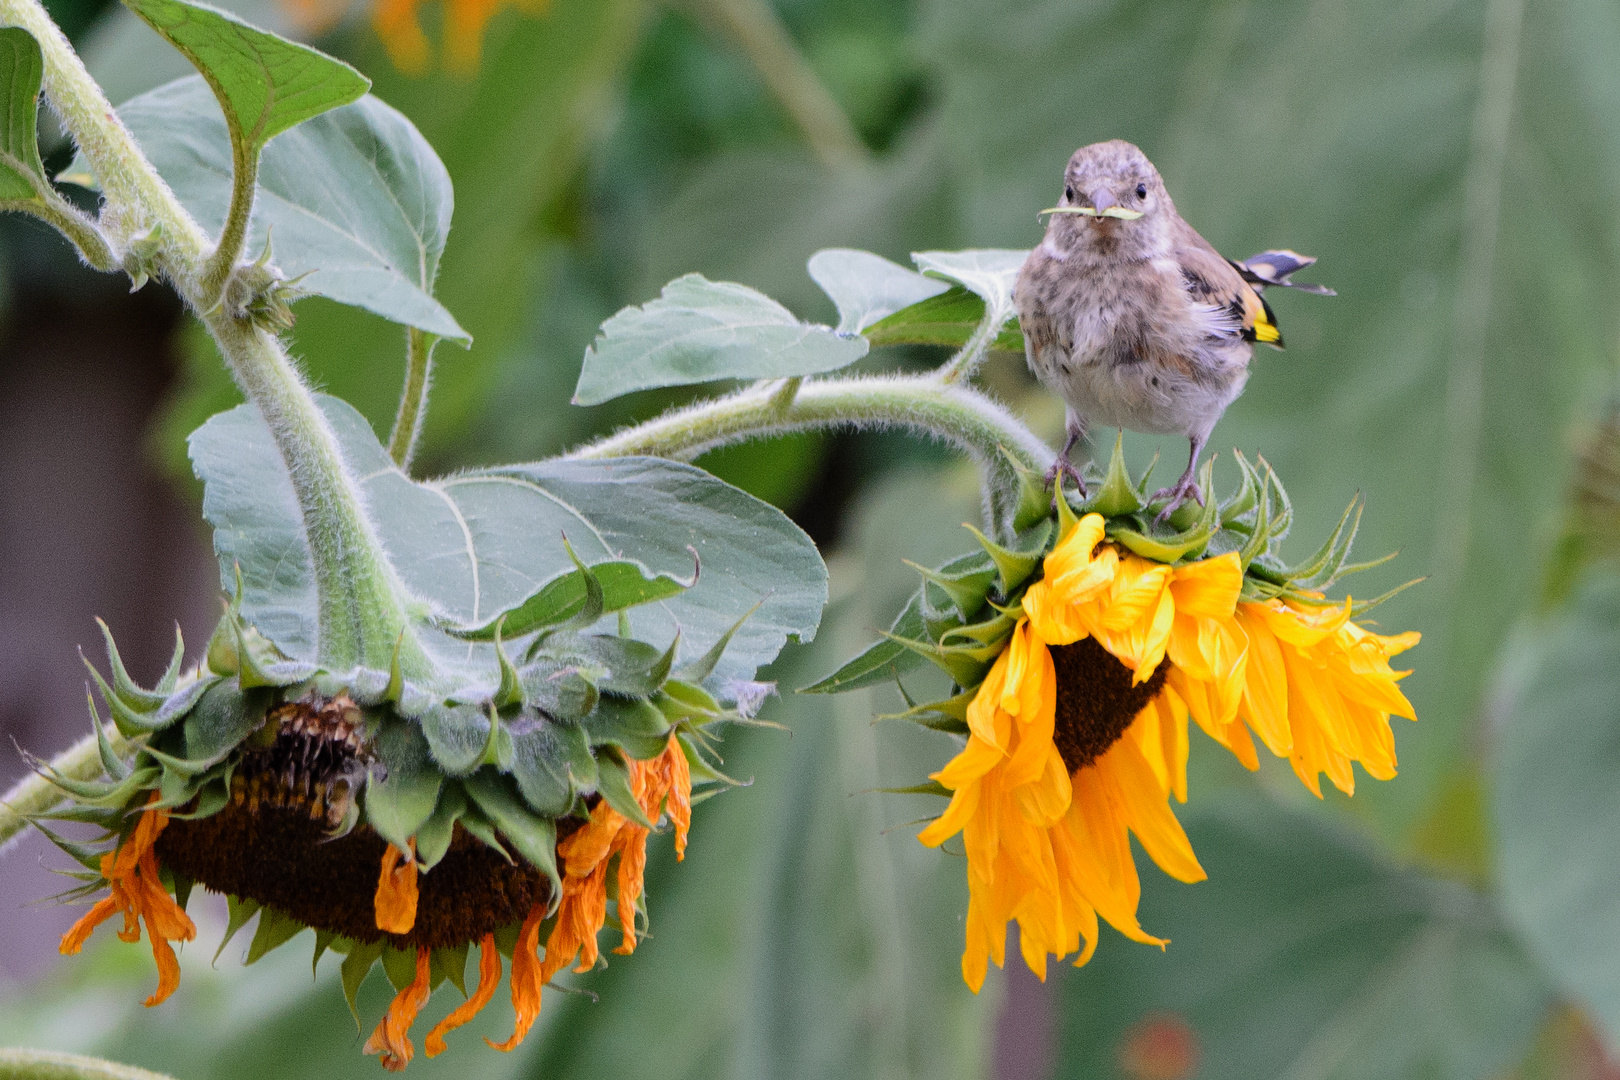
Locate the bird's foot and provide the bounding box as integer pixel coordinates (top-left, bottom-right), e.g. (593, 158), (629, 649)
(1046, 456), (1087, 503)
(1149, 478), (1204, 523)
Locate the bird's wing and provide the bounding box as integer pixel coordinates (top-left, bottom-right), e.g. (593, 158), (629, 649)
(1231, 250), (1336, 295)
(1174, 223), (1283, 349)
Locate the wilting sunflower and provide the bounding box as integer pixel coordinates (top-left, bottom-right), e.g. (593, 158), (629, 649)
(810, 440), (1419, 989)
(33, 552), (750, 1071)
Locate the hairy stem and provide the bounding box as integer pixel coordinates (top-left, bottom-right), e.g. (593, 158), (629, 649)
(567, 374), (1053, 529)
(387, 328), (437, 472)
(0, 730), (117, 856)
(683, 0), (869, 170)
(937, 306), (1005, 385)
(198, 142), (260, 305)
(205, 312), (421, 672)
(3, 189), (118, 271)
(0, 0), (422, 675)
(0, 1049), (177, 1080)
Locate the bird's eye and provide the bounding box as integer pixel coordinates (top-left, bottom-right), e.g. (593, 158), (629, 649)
(1135, 183), (1148, 199)
(1065, 186), (1074, 201)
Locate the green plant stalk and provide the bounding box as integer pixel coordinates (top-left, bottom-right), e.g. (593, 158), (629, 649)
(0, 0), (423, 676)
(938, 305), (1004, 386)
(0, 729), (121, 856)
(567, 373), (1054, 522)
(197, 139), (259, 305)
(0, 188), (117, 270)
(0, 1048), (177, 1080)
(387, 327), (437, 472)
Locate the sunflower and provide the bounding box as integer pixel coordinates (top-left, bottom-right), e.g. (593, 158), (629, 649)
(811, 440), (1420, 988)
(33, 552), (747, 1070)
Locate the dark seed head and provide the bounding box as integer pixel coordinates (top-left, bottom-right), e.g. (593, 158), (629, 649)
(154, 693), (555, 950)
(1049, 638), (1168, 774)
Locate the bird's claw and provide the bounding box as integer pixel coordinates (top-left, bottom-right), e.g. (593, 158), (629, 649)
(1046, 457), (1087, 504)
(1150, 480), (1203, 523)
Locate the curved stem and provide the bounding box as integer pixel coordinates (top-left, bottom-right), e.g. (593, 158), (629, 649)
(387, 328), (437, 472)
(568, 375), (1054, 528)
(198, 143), (260, 306)
(2, 189), (118, 271)
(937, 307), (1004, 386)
(0, 1049), (177, 1080)
(0, 0), (423, 675)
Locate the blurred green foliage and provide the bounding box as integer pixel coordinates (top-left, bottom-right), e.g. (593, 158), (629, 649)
(11, 0), (1620, 1076)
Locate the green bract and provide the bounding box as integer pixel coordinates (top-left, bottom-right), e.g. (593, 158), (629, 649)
(804, 435), (1411, 718)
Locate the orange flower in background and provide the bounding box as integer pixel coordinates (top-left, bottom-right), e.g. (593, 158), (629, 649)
(920, 512), (1420, 988)
(282, 0), (553, 74)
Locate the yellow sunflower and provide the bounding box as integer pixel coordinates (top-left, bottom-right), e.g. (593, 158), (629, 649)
(820, 448), (1420, 989)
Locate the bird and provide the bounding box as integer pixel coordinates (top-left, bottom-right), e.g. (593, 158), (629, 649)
(1014, 139), (1332, 520)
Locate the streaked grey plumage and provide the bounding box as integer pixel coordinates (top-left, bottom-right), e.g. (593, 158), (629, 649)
(1015, 140), (1329, 518)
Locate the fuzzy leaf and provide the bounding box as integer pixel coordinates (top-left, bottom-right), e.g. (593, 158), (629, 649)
(1495, 573), (1620, 1044)
(65, 77), (464, 339)
(0, 29), (48, 201)
(365, 716), (443, 852)
(806, 248), (949, 334)
(463, 770), (560, 893)
(414, 781), (467, 870)
(339, 939), (382, 1027)
(583, 694), (670, 760)
(862, 285), (1024, 352)
(190, 395), (826, 686)
(119, 0), (367, 156)
(572, 273), (868, 406)
(181, 680), (270, 766)
(910, 249), (1026, 337)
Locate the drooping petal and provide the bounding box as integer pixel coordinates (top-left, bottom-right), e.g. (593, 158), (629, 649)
(427, 934), (502, 1057)
(373, 840), (419, 935)
(364, 947), (431, 1071)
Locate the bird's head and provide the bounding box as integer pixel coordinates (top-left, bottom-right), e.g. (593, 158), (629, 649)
(1044, 140), (1171, 253)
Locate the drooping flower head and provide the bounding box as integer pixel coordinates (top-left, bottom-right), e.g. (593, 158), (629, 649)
(34, 547), (752, 1070)
(810, 440), (1420, 988)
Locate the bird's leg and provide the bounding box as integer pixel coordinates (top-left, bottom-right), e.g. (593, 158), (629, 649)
(1150, 435), (1206, 522)
(1046, 415), (1088, 500)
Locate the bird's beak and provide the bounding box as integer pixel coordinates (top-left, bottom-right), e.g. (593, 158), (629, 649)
(1089, 186), (1117, 217)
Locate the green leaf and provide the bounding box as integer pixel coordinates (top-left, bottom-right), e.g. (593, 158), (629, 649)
(213, 894), (260, 964)
(463, 770), (560, 897)
(181, 680), (269, 767)
(339, 939), (383, 1027)
(413, 780), (467, 870)
(189, 394), (826, 687)
(801, 548), (991, 694)
(418, 702), (495, 777)
(364, 715), (443, 852)
(67, 77), (464, 339)
(244, 905), (306, 965)
(120, 0), (367, 157)
(806, 248), (949, 334)
(0, 28), (47, 201)
(583, 694), (671, 761)
(572, 273), (869, 406)
(910, 249), (1026, 337)
(1495, 572), (1620, 1044)
(448, 559), (690, 641)
(846, 284), (1024, 352)
(593, 747), (653, 829)
(506, 719), (576, 818)
(1054, 791), (1549, 1080)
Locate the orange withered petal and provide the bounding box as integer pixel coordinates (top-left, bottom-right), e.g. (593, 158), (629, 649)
(611, 825), (649, 955)
(364, 947), (432, 1071)
(426, 933), (502, 1057)
(374, 840), (419, 935)
(144, 933), (182, 1007)
(488, 906), (544, 1053)
(59, 895), (121, 955)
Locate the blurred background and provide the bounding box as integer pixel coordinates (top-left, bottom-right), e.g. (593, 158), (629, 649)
(5, 0), (1620, 1076)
